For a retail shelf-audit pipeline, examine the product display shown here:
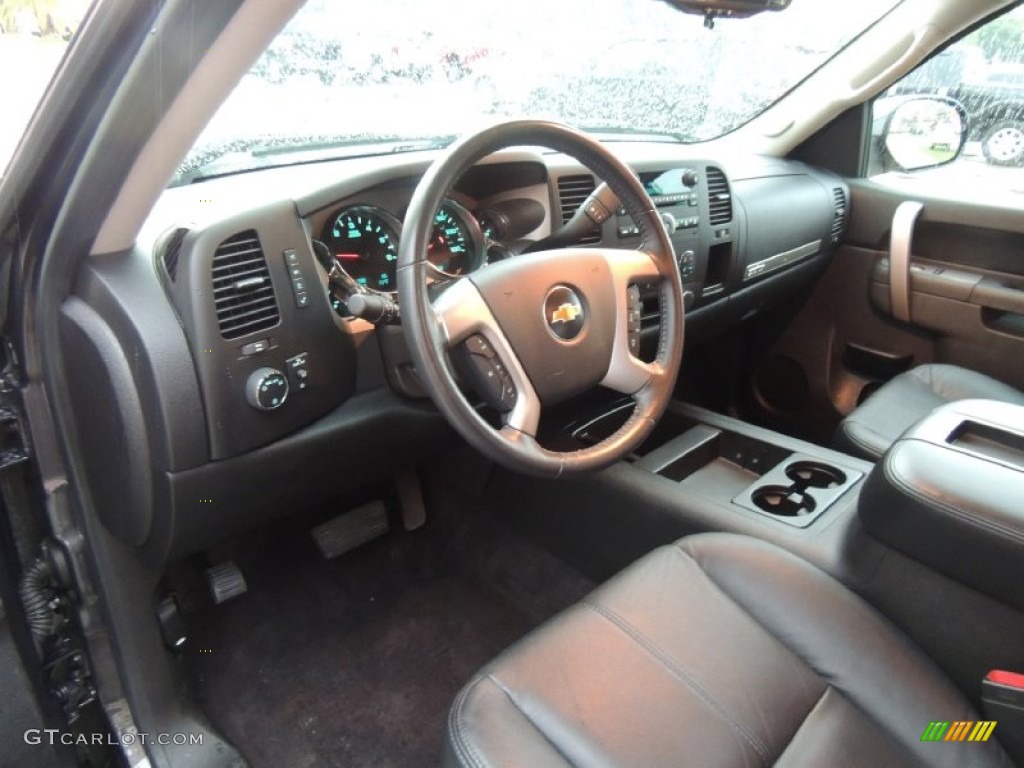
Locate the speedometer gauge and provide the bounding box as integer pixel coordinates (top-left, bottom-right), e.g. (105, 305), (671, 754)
(322, 206), (401, 293)
(427, 200), (484, 278)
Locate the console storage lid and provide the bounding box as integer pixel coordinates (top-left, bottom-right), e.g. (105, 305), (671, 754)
(859, 399), (1024, 611)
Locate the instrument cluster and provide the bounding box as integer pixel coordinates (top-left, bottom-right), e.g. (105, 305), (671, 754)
(319, 198), (485, 295)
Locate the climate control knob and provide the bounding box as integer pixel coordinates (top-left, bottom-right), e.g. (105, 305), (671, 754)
(246, 367), (289, 411)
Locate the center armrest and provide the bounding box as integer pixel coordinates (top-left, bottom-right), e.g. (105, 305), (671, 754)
(859, 399), (1024, 611)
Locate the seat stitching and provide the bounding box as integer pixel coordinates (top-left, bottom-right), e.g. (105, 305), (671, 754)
(839, 420), (887, 457)
(485, 673), (574, 766)
(582, 598), (771, 766)
(770, 686), (830, 766)
(675, 541), (959, 768)
(449, 678), (490, 768)
(771, 686), (934, 768)
(884, 449), (1024, 545)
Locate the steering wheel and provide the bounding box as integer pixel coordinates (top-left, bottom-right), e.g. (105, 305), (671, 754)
(398, 121), (684, 477)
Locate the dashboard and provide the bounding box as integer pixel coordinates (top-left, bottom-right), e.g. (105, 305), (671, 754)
(61, 145), (848, 562)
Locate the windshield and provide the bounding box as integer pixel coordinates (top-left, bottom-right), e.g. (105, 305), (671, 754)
(176, 0), (900, 184)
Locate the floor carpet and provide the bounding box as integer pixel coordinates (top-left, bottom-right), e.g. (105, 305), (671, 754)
(184, 492), (593, 767)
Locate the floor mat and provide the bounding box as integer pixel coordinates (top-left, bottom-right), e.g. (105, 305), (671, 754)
(185, 501), (593, 768)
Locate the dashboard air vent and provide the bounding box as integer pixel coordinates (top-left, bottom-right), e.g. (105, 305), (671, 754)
(211, 230), (280, 340)
(161, 227), (188, 282)
(831, 187), (847, 243)
(557, 174), (601, 244)
(705, 166), (732, 226)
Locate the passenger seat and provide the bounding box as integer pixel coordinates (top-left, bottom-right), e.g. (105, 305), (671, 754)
(834, 363), (1024, 460)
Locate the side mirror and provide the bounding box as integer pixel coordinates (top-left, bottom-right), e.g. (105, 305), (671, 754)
(875, 96), (968, 172)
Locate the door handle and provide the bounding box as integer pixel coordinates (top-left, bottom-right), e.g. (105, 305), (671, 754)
(889, 201), (924, 323)
(971, 277), (1024, 315)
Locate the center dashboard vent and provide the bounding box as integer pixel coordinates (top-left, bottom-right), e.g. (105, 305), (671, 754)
(211, 230), (280, 340)
(705, 166), (733, 226)
(557, 174), (602, 245)
(831, 187), (848, 243)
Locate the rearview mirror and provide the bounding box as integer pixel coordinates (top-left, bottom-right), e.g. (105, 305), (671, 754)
(876, 96), (968, 172)
(662, 0), (791, 28)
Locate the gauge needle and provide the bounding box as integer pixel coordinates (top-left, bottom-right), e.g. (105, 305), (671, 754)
(335, 253), (362, 261)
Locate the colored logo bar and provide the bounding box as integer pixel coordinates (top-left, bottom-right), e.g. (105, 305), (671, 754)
(921, 721), (997, 742)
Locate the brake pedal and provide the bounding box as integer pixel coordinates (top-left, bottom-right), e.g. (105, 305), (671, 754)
(205, 561), (247, 605)
(311, 500), (389, 559)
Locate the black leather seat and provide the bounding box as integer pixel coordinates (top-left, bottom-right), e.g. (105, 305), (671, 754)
(445, 534), (1012, 767)
(835, 364), (1024, 460)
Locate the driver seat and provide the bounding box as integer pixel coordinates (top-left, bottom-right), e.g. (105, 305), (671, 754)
(444, 534), (1012, 767)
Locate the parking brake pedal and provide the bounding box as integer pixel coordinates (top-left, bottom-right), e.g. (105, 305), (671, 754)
(311, 500), (389, 559)
(396, 468), (426, 531)
(205, 561), (247, 605)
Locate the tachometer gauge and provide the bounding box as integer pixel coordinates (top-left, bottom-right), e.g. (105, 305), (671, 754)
(427, 200), (484, 278)
(322, 206), (401, 293)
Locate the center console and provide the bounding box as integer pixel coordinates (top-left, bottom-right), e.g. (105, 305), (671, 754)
(557, 397), (867, 533)
(859, 398), (1024, 612)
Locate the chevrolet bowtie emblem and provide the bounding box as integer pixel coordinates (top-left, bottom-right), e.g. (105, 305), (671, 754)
(544, 286), (585, 341)
(550, 303), (581, 324)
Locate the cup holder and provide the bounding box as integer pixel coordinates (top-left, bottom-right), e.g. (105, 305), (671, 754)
(750, 485), (817, 517)
(735, 453), (861, 527)
(785, 461), (847, 489)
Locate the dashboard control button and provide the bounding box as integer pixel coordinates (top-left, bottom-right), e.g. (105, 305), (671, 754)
(294, 291), (310, 308)
(683, 290), (696, 310)
(246, 367), (289, 411)
(286, 353), (311, 392)
(241, 339), (270, 356)
(283, 249), (299, 266)
(681, 169), (699, 188)
(659, 212), (677, 235)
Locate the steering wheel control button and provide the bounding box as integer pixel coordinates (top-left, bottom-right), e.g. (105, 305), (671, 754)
(464, 334), (496, 359)
(627, 283), (644, 354)
(584, 199), (611, 224)
(679, 249), (697, 280)
(286, 353), (311, 392)
(544, 286), (586, 342)
(455, 335), (516, 412)
(246, 367), (289, 411)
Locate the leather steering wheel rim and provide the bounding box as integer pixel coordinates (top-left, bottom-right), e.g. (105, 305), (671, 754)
(398, 120), (684, 478)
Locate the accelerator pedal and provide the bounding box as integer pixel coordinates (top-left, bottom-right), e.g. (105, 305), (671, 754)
(311, 500), (389, 559)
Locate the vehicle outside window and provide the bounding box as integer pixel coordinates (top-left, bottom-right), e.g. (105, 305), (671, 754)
(871, 4), (1024, 203)
(176, 0), (900, 184)
(0, 0), (89, 175)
